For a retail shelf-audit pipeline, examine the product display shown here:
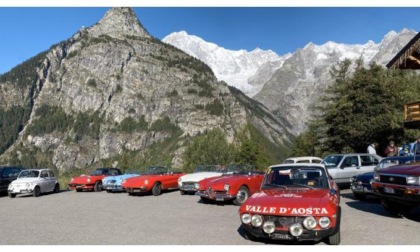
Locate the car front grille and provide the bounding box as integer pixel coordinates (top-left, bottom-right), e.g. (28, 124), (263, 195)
(380, 175), (407, 185)
(264, 216), (305, 228)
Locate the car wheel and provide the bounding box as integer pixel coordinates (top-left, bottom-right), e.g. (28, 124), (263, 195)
(8, 193), (16, 198)
(353, 192), (366, 200)
(54, 183), (60, 193)
(180, 190), (186, 195)
(152, 182), (162, 196)
(328, 228), (341, 245)
(33, 186), (41, 197)
(233, 186), (250, 206)
(94, 181), (102, 192)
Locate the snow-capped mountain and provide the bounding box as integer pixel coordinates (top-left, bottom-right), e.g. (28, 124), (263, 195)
(163, 29), (418, 134)
(163, 31), (291, 97)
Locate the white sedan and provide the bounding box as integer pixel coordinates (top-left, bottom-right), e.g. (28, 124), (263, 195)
(178, 165), (224, 195)
(8, 169), (60, 198)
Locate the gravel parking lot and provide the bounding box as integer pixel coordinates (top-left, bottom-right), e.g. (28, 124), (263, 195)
(0, 188), (419, 245)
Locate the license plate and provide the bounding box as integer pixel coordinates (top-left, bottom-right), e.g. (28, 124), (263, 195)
(272, 233), (293, 240)
(352, 185), (363, 191)
(133, 189), (141, 192)
(384, 187), (394, 194)
(215, 197), (224, 201)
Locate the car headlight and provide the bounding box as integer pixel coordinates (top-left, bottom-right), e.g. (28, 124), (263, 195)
(373, 172), (380, 182)
(241, 214), (251, 224)
(194, 182), (200, 189)
(145, 180), (148, 185)
(70, 179), (74, 183)
(26, 183), (31, 188)
(406, 176), (420, 185)
(303, 216), (317, 230)
(319, 217), (331, 229)
(263, 221), (275, 234)
(251, 214), (262, 227)
(87, 178), (91, 183)
(224, 184), (230, 191)
(289, 223), (303, 237)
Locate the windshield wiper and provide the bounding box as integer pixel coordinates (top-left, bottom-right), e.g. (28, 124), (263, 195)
(290, 183), (314, 189)
(263, 183), (288, 189)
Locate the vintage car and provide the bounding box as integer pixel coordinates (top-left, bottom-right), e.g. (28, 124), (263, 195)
(122, 166), (185, 196)
(351, 155), (420, 200)
(283, 156), (323, 164)
(323, 153), (382, 187)
(0, 166), (26, 194)
(68, 167), (122, 192)
(178, 164), (224, 195)
(102, 171), (141, 193)
(196, 164), (264, 206)
(371, 161), (420, 215)
(238, 163), (341, 245)
(8, 169), (60, 198)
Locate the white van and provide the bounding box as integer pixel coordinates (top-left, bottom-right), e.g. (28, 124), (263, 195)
(283, 156), (323, 164)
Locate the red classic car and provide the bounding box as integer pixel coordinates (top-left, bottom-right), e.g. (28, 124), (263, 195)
(196, 164), (265, 206)
(68, 168), (122, 192)
(239, 163), (341, 245)
(122, 166), (185, 196)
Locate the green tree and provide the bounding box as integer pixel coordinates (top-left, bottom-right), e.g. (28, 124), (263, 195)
(182, 128), (234, 173)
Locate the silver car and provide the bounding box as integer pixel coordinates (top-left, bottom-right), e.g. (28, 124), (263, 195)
(322, 153), (382, 187)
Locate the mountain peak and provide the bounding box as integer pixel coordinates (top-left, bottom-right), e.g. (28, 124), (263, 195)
(87, 7), (150, 39)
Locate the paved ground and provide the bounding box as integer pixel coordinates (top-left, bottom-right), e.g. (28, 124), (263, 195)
(0, 188), (419, 245)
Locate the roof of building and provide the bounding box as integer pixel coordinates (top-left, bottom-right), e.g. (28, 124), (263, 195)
(386, 32), (420, 69)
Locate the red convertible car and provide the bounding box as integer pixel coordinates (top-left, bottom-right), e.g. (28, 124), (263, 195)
(122, 166), (185, 196)
(238, 163), (341, 245)
(196, 164), (264, 206)
(68, 168), (122, 192)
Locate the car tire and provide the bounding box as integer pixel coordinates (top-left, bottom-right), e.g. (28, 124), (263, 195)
(326, 206), (341, 245)
(353, 192), (366, 200)
(54, 183), (60, 193)
(33, 186), (41, 197)
(8, 193), (16, 198)
(94, 181), (102, 192)
(152, 182), (162, 196)
(233, 186), (250, 206)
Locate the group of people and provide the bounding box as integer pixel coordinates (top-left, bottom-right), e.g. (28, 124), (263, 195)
(367, 137), (420, 157)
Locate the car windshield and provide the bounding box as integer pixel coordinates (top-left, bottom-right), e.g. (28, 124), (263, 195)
(262, 166), (328, 189)
(18, 170), (39, 178)
(322, 155), (343, 168)
(91, 169), (107, 175)
(146, 166), (168, 175)
(226, 164), (253, 174)
(194, 165), (221, 173)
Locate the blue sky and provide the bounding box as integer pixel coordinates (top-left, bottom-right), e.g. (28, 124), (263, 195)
(0, 7), (419, 74)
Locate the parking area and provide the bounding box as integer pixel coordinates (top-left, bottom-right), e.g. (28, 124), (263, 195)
(0, 188), (419, 245)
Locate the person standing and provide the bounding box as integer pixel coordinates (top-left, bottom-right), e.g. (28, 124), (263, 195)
(412, 137), (420, 156)
(367, 142), (377, 155)
(384, 141), (398, 157)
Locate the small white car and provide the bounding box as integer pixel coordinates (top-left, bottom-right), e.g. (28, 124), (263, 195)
(283, 156), (323, 164)
(178, 165), (224, 195)
(8, 169), (60, 198)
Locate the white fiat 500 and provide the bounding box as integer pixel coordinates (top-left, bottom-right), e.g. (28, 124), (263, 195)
(8, 169), (60, 198)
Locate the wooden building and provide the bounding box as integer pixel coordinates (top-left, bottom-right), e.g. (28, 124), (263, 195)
(387, 32), (420, 70)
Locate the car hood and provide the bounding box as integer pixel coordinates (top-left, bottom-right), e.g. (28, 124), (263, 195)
(240, 189), (336, 216)
(103, 174), (139, 183)
(71, 175), (102, 183)
(380, 164), (420, 176)
(179, 172), (223, 183)
(11, 178), (39, 184)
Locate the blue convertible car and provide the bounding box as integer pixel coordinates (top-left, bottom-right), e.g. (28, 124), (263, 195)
(350, 155), (420, 200)
(102, 171), (140, 193)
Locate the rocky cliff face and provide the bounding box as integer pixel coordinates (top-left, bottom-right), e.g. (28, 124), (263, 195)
(0, 7), (293, 171)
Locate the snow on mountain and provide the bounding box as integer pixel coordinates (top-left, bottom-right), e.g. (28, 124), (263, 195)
(162, 31), (291, 96)
(163, 29), (418, 134)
